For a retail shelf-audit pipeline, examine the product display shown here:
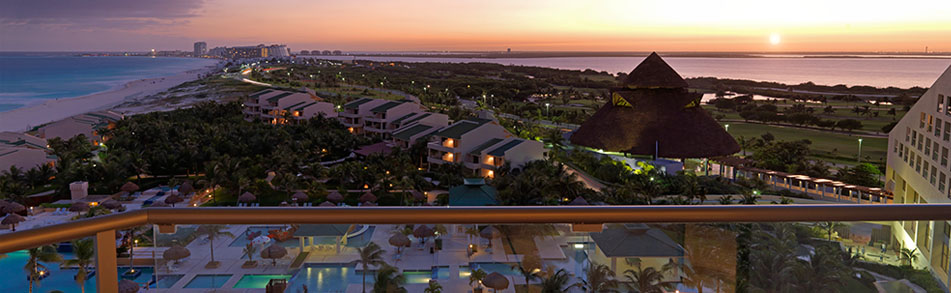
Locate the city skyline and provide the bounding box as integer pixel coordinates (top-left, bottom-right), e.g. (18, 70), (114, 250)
(1, 0), (950, 52)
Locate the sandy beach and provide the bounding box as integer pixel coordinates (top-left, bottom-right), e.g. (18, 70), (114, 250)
(0, 66), (215, 132)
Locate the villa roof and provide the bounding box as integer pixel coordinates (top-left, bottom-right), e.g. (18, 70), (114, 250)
(487, 139), (523, 157)
(284, 101), (307, 110)
(293, 224), (353, 237)
(343, 98), (373, 109)
(250, 89), (275, 98)
(449, 179), (498, 206)
(403, 113), (432, 124)
(295, 102), (318, 111)
(622, 52), (689, 89)
(392, 113), (420, 125)
(392, 124), (433, 141)
(569, 53), (739, 158)
(590, 223), (684, 258)
(370, 101), (404, 113)
(435, 119), (491, 139)
(266, 92), (294, 103)
(468, 138), (504, 155)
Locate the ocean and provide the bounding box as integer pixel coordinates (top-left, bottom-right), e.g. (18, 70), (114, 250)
(311, 55), (951, 89)
(0, 53), (219, 113)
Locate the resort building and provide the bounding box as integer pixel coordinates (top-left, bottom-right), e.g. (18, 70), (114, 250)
(0, 132), (48, 151)
(465, 137), (546, 178)
(426, 118), (545, 177)
(243, 89), (335, 124)
(36, 110), (123, 144)
(339, 98), (388, 134)
(885, 64), (951, 286)
(448, 178), (499, 206)
(363, 101), (425, 138)
(0, 146), (53, 171)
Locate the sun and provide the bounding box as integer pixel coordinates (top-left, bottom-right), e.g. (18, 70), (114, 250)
(769, 33), (781, 45)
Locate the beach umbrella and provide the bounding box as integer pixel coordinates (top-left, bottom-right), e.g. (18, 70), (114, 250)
(118, 279), (140, 293)
(260, 244), (288, 265)
(163, 245), (191, 264)
(388, 234), (411, 253)
(252, 235), (272, 246)
(279, 201), (290, 207)
(480, 226), (501, 239)
(238, 192), (256, 203)
(0, 200), (9, 213)
(179, 182), (195, 196)
(319, 201), (335, 207)
(149, 200), (168, 207)
(359, 191), (377, 203)
(2, 213), (25, 231)
(121, 182), (140, 193)
(569, 196), (589, 206)
(292, 191), (309, 202)
(483, 272), (510, 291)
(327, 191), (344, 203)
(411, 190), (426, 202)
(101, 199), (122, 210)
(3, 202), (25, 214)
(68, 202), (90, 214)
(164, 195), (184, 206)
(413, 225), (434, 239)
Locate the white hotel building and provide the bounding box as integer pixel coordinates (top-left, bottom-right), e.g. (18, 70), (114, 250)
(886, 64), (951, 286)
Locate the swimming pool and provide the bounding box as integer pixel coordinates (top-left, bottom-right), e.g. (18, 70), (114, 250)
(286, 263), (373, 292)
(184, 274), (232, 288)
(233, 274), (292, 288)
(229, 225), (376, 248)
(402, 270), (436, 284)
(0, 250), (159, 293)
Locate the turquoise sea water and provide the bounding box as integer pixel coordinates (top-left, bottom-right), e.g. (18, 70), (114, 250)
(0, 52), (218, 112)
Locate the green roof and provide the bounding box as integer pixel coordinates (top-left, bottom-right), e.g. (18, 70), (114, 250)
(488, 139), (524, 156)
(266, 92), (294, 103)
(392, 124), (433, 141)
(0, 149), (18, 157)
(0, 139), (47, 150)
(85, 112), (120, 122)
(249, 89), (274, 98)
(284, 101), (306, 110)
(391, 113), (419, 125)
(435, 120), (483, 139)
(370, 101), (403, 113)
(295, 102), (318, 111)
(403, 113), (432, 124)
(449, 179), (498, 206)
(468, 138), (504, 155)
(344, 98), (373, 109)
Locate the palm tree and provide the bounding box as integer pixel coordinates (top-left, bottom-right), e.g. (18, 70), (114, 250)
(354, 242), (386, 293)
(540, 267), (571, 293)
(424, 280), (443, 293)
(900, 247), (919, 267)
(197, 225), (235, 268)
(469, 268), (487, 292)
(793, 246), (851, 292)
(63, 239), (94, 293)
(244, 242), (258, 267)
(819, 222), (838, 240)
(465, 226), (480, 250)
(373, 265), (407, 293)
(575, 263), (618, 292)
(25, 244), (62, 293)
(513, 252), (543, 290)
(623, 263), (676, 293)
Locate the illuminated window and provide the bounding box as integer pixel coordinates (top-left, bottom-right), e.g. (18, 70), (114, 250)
(612, 92), (632, 107)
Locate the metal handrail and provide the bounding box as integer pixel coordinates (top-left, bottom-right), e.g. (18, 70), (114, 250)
(3, 204), (951, 253)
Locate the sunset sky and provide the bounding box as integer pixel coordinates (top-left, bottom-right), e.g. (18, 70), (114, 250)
(1, 0), (950, 52)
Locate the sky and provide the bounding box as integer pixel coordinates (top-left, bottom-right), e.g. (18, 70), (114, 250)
(1, 0), (950, 52)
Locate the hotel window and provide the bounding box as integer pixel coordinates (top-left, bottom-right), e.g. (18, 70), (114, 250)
(925, 138), (932, 156)
(929, 115), (934, 132)
(943, 242), (950, 272)
(941, 173), (947, 192)
(923, 161), (929, 178)
(907, 127), (912, 142)
(942, 147), (948, 166)
(922, 112), (927, 128)
(919, 134), (925, 151)
(944, 94), (950, 115)
(912, 130), (918, 147)
(934, 141), (940, 161)
(916, 155), (922, 173)
(931, 166), (937, 185)
(941, 96), (946, 113)
(938, 118), (944, 137)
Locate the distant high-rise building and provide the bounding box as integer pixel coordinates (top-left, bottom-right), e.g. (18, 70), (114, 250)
(194, 42), (207, 57)
(206, 44), (290, 59)
(507, 48), (511, 53)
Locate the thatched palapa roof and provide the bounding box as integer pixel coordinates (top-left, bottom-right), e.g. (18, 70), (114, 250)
(569, 52), (740, 158)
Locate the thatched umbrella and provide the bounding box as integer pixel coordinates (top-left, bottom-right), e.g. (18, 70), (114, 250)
(163, 245), (190, 264)
(164, 195), (184, 207)
(327, 191), (344, 203)
(569, 196), (589, 206)
(480, 226), (501, 239)
(260, 244), (287, 265)
(149, 200), (168, 207)
(68, 202), (89, 215)
(118, 279), (140, 293)
(388, 234), (411, 253)
(2, 213), (25, 231)
(237, 192), (256, 203)
(179, 181), (195, 196)
(292, 191), (309, 202)
(120, 182), (140, 193)
(101, 199), (122, 210)
(569, 52), (740, 158)
(0, 200), (9, 213)
(411, 190), (426, 202)
(483, 272), (510, 292)
(319, 201), (335, 207)
(413, 225), (434, 244)
(359, 191), (377, 203)
(3, 202), (25, 214)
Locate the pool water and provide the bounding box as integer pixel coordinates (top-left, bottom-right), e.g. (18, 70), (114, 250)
(287, 263), (374, 292)
(153, 274), (184, 288)
(184, 274), (232, 288)
(402, 270), (436, 284)
(0, 250), (158, 293)
(234, 274), (293, 288)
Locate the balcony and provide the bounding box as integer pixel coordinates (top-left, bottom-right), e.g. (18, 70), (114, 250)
(1, 205), (949, 292)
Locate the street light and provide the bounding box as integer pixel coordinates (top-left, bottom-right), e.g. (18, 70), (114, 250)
(857, 138), (864, 163)
(545, 103), (551, 119)
(725, 124), (730, 132)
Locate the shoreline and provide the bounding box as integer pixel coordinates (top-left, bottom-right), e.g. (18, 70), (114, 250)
(0, 65), (218, 132)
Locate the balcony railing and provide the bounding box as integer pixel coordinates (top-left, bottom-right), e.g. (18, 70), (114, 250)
(3, 205), (951, 292)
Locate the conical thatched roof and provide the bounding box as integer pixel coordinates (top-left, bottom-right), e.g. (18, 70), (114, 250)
(149, 200), (168, 207)
(121, 182), (139, 193)
(413, 225), (434, 238)
(359, 191), (377, 203)
(292, 191), (309, 201)
(570, 52), (739, 158)
(163, 245), (190, 261)
(483, 272), (510, 290)
(118, 279), (140, 293)
(101, 199), (122, 209)
(362, 201), (378, 206)
(238, 192), (256, 203)
(388, 233), (411, 247)
(319, 201), (335, 207)
(327, 191), (344, 202)
(2, 213), (24, 225)
(164, 195), (184, 205)
(3, 202), (25, 214)
(179, 182), (195, 195)
(480, 226), (501, 239)
(411, 190), (426, 202)
(569, 196), (589, 206)
(68, 202), (89, 213)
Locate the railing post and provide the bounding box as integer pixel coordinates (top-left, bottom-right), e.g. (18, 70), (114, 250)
(95, 229), (118, 293)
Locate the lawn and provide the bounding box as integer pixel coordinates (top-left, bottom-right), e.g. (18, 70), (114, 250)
(724, 122), (887, 166)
